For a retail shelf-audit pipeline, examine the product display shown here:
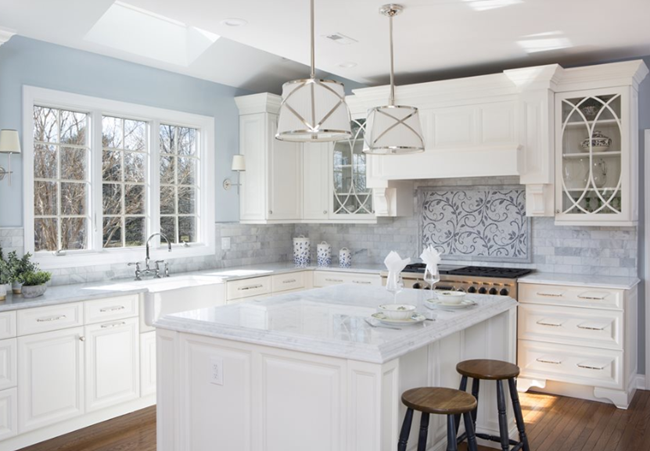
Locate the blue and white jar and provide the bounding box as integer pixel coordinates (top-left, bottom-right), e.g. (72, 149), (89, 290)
(339, 247), (351, 268)
(293, 235), (311, 267)
(317, 241), (332, 267)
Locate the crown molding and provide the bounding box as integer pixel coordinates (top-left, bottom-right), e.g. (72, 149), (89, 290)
(0, 28), (16, 47)
(235, 92), (282, 115)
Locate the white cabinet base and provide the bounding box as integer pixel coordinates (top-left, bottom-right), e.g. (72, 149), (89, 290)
(518, 378), (636, 410)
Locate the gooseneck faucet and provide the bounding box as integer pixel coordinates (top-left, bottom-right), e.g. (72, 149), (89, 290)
(128, 233), (172, 280)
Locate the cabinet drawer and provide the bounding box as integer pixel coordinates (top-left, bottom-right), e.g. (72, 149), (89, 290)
(0, 312), (16, 339)
(85, 295), (139, 325)
(518, 339), (622, 389)
(518, 283), (623, 310)
(272, 272), (305, 293)
(17, 303), (84, 336)
(227, 276), (272, 301)
(313, 271), (381, 288)
(518, 304), (623, 350)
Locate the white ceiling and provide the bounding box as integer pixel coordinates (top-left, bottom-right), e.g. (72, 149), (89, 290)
(1, 0), (650, 92)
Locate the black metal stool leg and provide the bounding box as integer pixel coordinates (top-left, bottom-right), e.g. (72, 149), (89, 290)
(398, 408), (413, 451)
(508, 378), (530, 451)
(455, 375), (468, 435)
(496, 380), (510, 451)
(463, 412), (479, 451)
(446, 415), (459, 451)
(417, 412), (430, 451)
(471, 378), (480, 431)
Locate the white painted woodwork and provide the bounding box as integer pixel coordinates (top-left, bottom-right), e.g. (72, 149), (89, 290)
(84, 295), (138, 325)
(302, 142), (331, 221)
(271, 272), (306, 293)
(157, 309), (517, 451)
(226, 276), (272, 301)
(312, 271), (381, 288)
(17, 303), (84, 336)
(236, 94), (302, 224)
(85, 318), (139, 412)
(141, 331), (157, 397)
(18, 327), (85, 432)
(0, 340), (16, 392)
(517, 281), (637, 409)
(0, 389), (17, 441)
(0, 313), (16, 340)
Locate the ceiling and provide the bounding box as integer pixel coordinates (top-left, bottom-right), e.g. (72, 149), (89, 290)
(1, 0), (650, 93)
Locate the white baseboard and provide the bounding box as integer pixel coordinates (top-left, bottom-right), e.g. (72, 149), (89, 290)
(635, 374), (647, 390)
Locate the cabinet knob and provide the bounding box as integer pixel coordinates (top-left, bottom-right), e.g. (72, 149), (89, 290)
(79, 336), (85, 342)
(323, 210), (327, 215)
(269, 210), (273, 214)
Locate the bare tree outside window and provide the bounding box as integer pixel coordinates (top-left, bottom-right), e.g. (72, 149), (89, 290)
(33, 106), (90, 252)
(159, 124), (199, 244)
(102, 116), (147, 248)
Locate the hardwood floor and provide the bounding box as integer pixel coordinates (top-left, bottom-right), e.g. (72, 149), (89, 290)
(18, 390), (650, 451)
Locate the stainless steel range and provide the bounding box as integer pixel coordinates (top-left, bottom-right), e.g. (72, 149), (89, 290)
(380, 264), (533, 301)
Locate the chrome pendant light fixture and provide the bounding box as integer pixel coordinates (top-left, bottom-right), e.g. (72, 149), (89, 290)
(276, 0), (352, 142)
(364, 4), (424, 154)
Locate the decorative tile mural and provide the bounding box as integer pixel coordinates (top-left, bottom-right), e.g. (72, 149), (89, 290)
(418, 186), (530, 262)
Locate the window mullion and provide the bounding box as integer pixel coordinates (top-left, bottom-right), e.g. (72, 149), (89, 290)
(150, 119), (161, 247)
(91, 111), (104, 252)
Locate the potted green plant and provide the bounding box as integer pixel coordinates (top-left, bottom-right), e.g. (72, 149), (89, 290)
(7, 252), (38, 294)
(20, 271), (52, 299)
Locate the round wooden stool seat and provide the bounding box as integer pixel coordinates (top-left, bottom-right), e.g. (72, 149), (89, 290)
(456, 359), (520, 380)
(402, 387), (477, 415)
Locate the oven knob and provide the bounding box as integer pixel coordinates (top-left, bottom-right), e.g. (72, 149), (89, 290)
(412, 283), (422, 289)
(489, 288), (498, 295)
(478, 287), (488, 294)
(467, 286), (477, 293)
(500, 288), (509, 296)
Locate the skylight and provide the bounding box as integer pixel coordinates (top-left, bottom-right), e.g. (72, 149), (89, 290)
(84, 1), (220, 67)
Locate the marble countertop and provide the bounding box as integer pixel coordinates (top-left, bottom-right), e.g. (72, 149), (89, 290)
(518, 273), (640, 290)
(155, 284), (517, 364)
(0, 263), (385, 312)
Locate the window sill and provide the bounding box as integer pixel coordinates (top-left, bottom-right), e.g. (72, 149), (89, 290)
(33, 243), (215, 270)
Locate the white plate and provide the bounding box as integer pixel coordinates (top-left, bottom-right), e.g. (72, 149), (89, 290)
(371, 312), (427, 326)
(424, 299), (477, 310)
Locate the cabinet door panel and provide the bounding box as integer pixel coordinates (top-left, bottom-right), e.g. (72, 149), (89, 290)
(86, 318), (139, 412)
(18, 327), (85, 432)
(303, 142), (330, 220)
(0, 339), (17, 391)
(0, 388), (17, 440)
(269, 118), (302, 220)
(141, 331), (156, 397)
(239, 114), (267, 221)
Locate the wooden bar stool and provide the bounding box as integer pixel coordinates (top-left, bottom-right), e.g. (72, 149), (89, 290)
(455, 359), (530, 451)
(399, 387), (479, 451)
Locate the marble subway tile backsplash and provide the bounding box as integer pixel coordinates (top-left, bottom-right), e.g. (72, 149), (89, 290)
(0, 228), (23, 257)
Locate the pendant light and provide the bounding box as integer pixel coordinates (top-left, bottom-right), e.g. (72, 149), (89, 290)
(276, 0), (352, 142)
(364, 4), (425, 154)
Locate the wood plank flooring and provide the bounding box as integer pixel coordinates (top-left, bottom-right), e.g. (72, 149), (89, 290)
(19, 390), (650, 451)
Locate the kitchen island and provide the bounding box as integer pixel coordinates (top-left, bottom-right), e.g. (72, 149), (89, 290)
(155, 285), (517, 451)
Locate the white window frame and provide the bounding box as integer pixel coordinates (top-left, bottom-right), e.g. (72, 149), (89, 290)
(23, 86), (215, 269)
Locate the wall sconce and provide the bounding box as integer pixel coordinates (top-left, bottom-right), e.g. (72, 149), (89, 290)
(223, 154), (245, 192)
(0, 130), (21, 185)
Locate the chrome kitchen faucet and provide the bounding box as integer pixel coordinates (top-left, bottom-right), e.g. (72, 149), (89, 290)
(128, 232), (172, 280)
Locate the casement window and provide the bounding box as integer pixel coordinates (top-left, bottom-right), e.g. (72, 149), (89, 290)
(23, 87), (215, 268)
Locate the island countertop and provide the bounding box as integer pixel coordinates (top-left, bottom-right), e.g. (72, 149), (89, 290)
(155, 284), (517, 364)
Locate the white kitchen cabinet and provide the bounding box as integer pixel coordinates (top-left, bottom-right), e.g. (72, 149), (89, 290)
(0, 388), (17, 441)
(0, 339), (16, 392)
(18, 327), (85, 432)
(236, 94), (302, 224)
(312, 271), (381, 288)
(85, 318), (140, 412)
(302, 142), (330, 221)
(517, 280), (638, 409)
(141, 331), (157, 397)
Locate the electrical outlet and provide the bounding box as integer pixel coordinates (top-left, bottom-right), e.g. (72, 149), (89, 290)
(221, 237), (231, 251)
(208, 357), (224, 385)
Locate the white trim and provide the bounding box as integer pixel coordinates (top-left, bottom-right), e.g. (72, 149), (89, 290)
(22, 86), (215, 270)
(635, 373), (647, 391)
(645, 129), (650, 391)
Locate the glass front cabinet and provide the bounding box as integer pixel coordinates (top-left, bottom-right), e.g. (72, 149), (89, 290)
(555, 87), (638, 226)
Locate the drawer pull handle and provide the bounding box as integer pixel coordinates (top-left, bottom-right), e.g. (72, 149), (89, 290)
(353, 280), (372, 285)
(577, 324), (607, 331)
(36, 315), (66, 322)
(578, 294), (608, 301)
(537, 292), (563, 298)
(282, 279), (297, 284)
(536, 320), (563, 327)
(577, 363), (607, 371)
(100, 306), (126, 313)
(325, 278), (343, 283)
(240, 285), (263, 291)
(536, 358), (562, 365)
(101, 321), (126, 329)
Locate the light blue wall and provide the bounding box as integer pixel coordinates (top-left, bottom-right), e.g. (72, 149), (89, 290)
(0, 36), (252, 226)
